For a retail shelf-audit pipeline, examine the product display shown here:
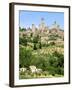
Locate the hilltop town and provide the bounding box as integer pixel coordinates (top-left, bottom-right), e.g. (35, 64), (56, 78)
(19, 18), (64, 46)
(19, 18), (64, 79)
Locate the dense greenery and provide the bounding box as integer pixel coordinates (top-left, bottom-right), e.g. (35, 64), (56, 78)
(48, 34), (62, 40)
(19, 27), (64, 79)
(19, 47), (32, 68)
(19, 27), (26, 31)
(19, 46), (64, 77)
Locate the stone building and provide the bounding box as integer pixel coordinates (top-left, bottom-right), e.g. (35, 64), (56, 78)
(32, 24), (36, 32)
(49, 21), (60, 33)
(39, 18), (46, 32)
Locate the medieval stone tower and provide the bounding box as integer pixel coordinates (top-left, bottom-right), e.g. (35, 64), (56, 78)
(32, 24), (36, 32)
(39, 18), (46, 32)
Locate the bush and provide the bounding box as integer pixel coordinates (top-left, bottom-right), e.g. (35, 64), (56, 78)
(49, 42), (55, 46)
(33, 36), (39, 43)
(19, 37), (27, 46)
(39, 42), (42, 49)
(19, 44), (64, 77)
(33, 43), (37, 50)
(47, 51), (64, 75)
(42, 43), (48, 47)
(19, 46), (33, 68)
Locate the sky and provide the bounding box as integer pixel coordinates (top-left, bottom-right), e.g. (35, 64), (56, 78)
(19, 10), (64, 30)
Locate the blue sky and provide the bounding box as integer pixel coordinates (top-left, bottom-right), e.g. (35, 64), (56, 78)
(19, 10), (64, 29)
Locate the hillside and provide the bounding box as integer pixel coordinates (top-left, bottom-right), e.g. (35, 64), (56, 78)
(19, 21), (64, 79)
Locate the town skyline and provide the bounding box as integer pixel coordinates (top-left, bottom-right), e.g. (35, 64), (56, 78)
(19, 11), (64, 30)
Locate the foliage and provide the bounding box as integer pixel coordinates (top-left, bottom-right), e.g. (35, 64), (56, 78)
(19, 27), (26, 31)
(49, 42), (55, 46)
(33, 36), (39, 43)
(19, 36), (27, 46)
(19, 28), (64, 78)
(19, 46), (32, 68)
(48, 34), (61, 40)
(47, 51), (64, 75)
(39, 42), (42, 49)
(33, 43), (37, 50)
(30, 33), (33, 37)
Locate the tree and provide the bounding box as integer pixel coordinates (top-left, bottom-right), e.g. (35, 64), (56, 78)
(39, 42), (42, 49)
(22, 28), (26, 31)
(33, 36), (38, 43)
(33, 35), (40, 50)
(19, 27), (26, 32)
(30, 33), (33, 37)
(19, 36), (27, 46)
(33, 43), (37, 50)
(19, 47), (32, 68)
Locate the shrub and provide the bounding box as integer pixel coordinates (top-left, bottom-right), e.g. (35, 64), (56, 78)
(47, 51), (64, 75)
(19, 37), (27, 46)
(49, 42), (55, 45)
(19, 47), (33, 68)
(39, 42), (42, 49)
(33, 36), (39, 43)
(33, 43), (37, 50)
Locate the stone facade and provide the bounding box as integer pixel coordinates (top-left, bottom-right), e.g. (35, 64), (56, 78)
(19, 19), (64, 40)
